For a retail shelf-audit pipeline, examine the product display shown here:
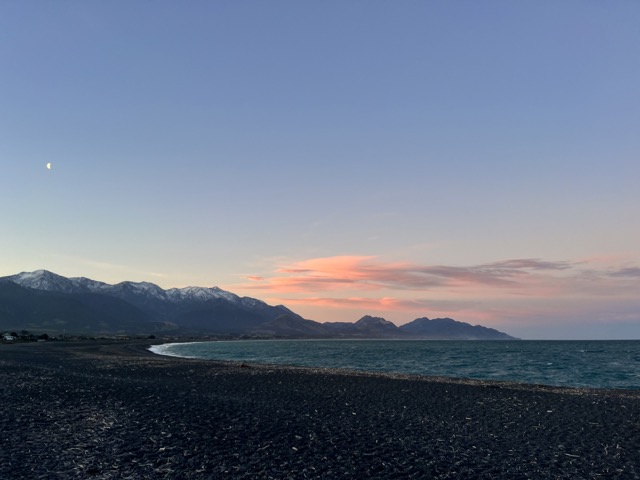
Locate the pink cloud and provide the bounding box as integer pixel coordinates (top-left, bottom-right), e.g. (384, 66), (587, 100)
(276, 296), (431, 311)
(237, 255), (585, 294)
(227, 254), (640, 328)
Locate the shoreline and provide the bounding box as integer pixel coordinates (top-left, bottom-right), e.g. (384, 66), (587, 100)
(145, 341), (602, 394)
(149, 338), (640, 391)
(2, 340), (639, 478)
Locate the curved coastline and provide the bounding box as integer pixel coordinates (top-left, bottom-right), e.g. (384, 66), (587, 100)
(147, 341), (206, 359)
(148, 338), (640, 390)
(2, 339), (639, 479)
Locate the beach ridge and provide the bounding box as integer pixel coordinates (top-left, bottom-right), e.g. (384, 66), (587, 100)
(1, 340), (638, 478)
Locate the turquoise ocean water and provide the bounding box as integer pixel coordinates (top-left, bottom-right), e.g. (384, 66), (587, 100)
(150, 339), (640, 390)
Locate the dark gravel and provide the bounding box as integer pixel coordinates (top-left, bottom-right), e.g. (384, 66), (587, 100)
(1, 340), (639, 479)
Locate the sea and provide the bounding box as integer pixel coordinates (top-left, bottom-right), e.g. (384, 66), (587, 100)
(150, 339), (640, 390)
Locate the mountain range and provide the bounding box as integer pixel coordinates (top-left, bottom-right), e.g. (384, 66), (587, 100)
(0, 270), (516, 340)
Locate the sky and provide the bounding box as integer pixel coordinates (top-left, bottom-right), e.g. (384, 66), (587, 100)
(1, 1), (639, 339)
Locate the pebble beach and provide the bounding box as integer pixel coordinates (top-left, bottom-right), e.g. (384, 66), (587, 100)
(1, 340), (639, 479)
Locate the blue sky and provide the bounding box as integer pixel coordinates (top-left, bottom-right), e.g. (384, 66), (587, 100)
(2, 1), (639, 339)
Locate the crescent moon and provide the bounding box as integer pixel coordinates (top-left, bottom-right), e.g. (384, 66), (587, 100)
(46, 163), (52, 170)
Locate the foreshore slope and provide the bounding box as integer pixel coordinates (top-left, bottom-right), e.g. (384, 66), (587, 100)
(1, 340), (638, 479)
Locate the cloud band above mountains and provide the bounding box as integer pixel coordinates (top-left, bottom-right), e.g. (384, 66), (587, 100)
(232, 255), (640, 329)
(240, 255), (636, 295)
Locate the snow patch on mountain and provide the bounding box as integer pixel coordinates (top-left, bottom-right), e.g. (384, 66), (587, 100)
(3, 270), (244, 306)
(165, 286), (242, 304)
(8, 270), (78, 294)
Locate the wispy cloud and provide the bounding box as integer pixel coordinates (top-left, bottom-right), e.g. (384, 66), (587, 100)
(229, 255), (640, 325)
(237, 255), (583, 294)
(609, 267), (640, 278)
(279, 296), (432, 310)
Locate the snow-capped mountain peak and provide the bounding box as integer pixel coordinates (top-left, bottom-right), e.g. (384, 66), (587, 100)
(0, 270), (517, 339)
(7, 270), (78, 294)
(165, 285), (241, 304)
(110, 281), (169, 301)
(1, 270), (245, 306)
